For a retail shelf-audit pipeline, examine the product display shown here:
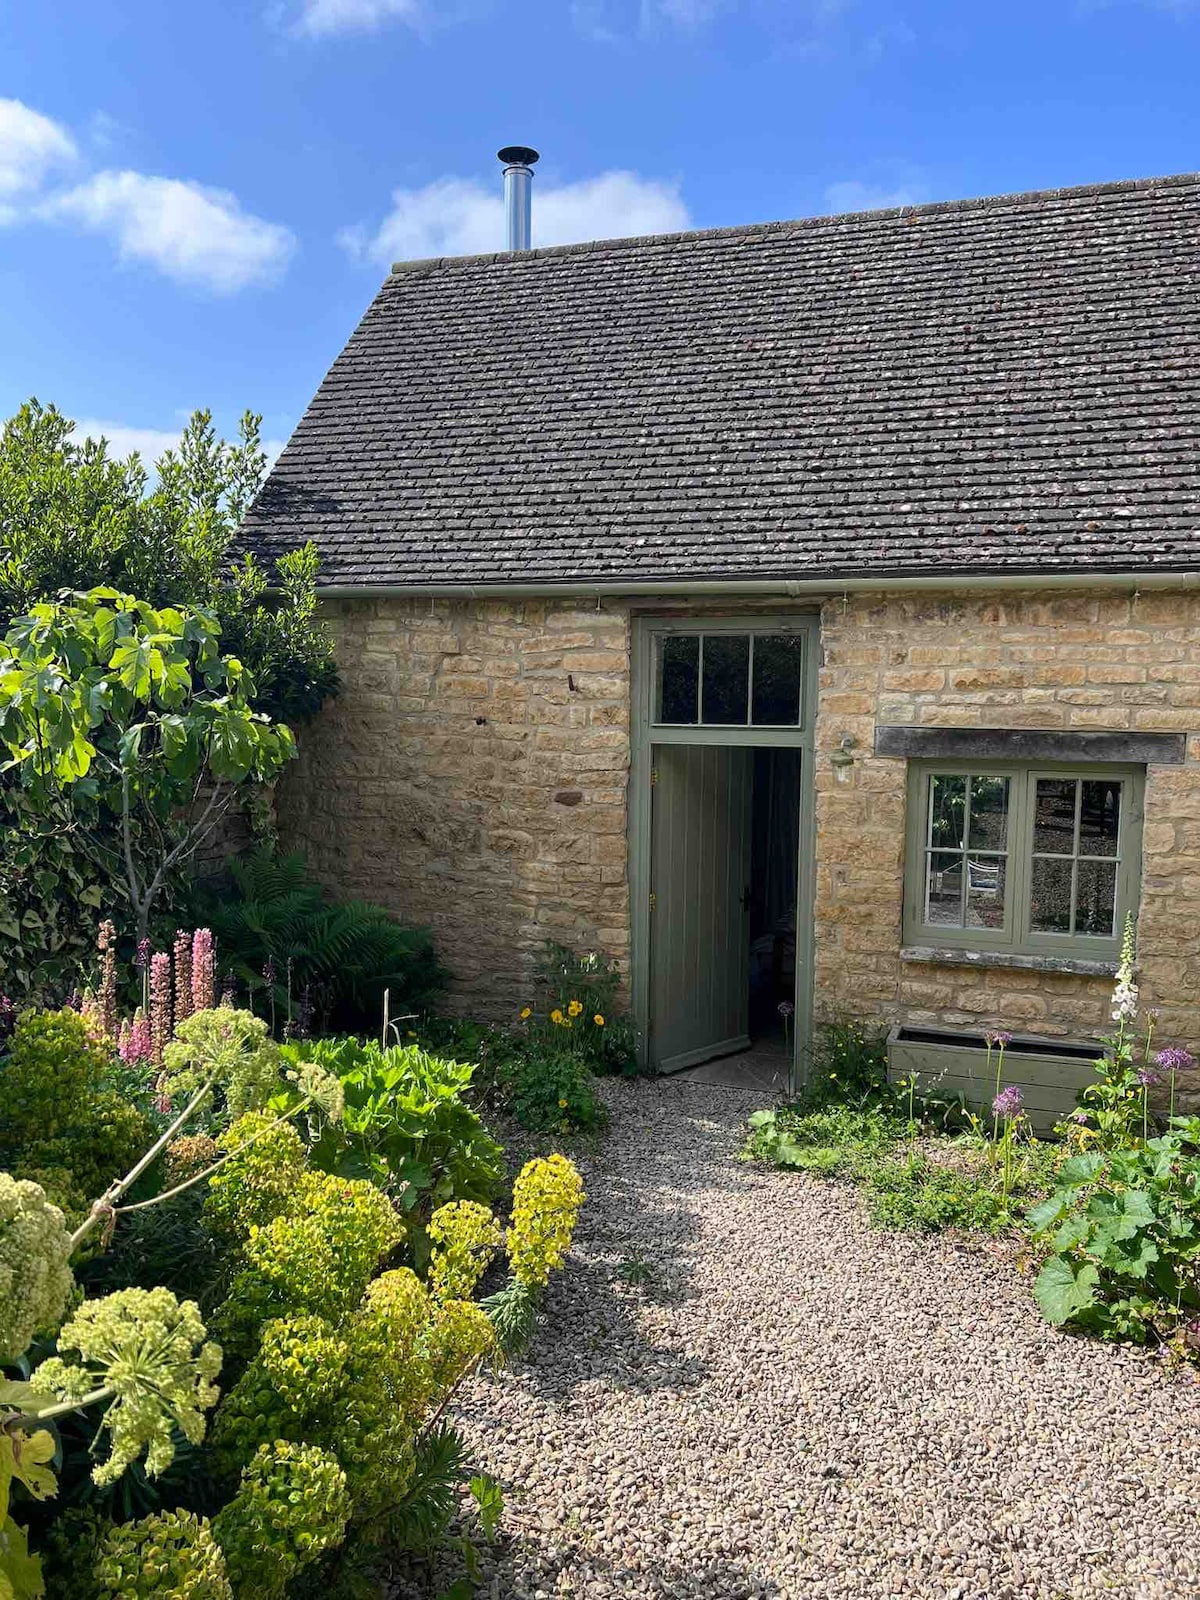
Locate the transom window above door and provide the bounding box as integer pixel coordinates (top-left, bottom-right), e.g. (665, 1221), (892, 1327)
(655, 632), (804, 726)
(903, 763), (1144, 959)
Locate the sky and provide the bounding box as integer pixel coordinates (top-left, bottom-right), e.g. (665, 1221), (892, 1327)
(1, 1), (1198, 467)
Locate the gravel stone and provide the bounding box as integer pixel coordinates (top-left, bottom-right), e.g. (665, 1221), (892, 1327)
(389, 1079), (1200, 1599)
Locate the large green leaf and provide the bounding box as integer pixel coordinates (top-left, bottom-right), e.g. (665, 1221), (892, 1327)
(1034, 1255), (1101, 1325)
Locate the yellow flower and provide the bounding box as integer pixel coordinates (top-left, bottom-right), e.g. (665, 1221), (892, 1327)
(558, 1098), (568, 1108)
(563, 1018), (574, 1029)
(550, 1009), (564, 1025)
(593, 1014), (605, 1027)
(567, 1000), (583, 1018)
(520, 1007), (532, 1020)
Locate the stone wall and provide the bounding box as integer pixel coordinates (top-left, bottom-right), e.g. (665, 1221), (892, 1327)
(814, 586), (1200, 1102)
(275, 597), (631, 1018)
(277, 584), (1200, 1103)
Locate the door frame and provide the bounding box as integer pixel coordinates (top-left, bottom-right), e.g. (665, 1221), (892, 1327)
(628, 612), (820, 1091)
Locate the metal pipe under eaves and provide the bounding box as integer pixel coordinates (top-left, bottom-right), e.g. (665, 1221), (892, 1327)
(498, 146), (539, 251)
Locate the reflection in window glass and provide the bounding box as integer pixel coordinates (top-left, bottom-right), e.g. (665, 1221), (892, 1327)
(658, 635), (698, 724)
(751, 635), (802, 725)
(1034, 778), (1077, 854)
(1031, 777), (1123, 936)
(1080, 781), (1121, 858)
(1076, 860), (1118, 936)
(929, 775), (967, 851)
(1030, 857), (1073, 933)
(702, 635), (750, 725)
(968, 777), (1009, 850)
(966, 854), (1006, 929)
(926, 851), (964, 925)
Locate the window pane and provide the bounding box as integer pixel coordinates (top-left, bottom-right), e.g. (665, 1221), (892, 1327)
(967, 776), (1010, 850)
(1080, 780), (1121, 859)
(702, 635), (750, 725)
(1030, 857), (1073, 933)
(926, 851), (964, 926)
(1076, 860), (1118, 936)
(751, 635), (802, 725)
(658, 635), (698, 724)
(1034, 779), (1077, 855)
(929, 776), (967, 851)
(966, 854), (1006, 930)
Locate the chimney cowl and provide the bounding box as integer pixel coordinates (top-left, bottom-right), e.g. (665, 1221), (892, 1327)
(498, 145), (539, 251)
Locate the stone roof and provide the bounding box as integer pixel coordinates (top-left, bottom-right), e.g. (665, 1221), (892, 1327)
(241, 172), (1200, 589)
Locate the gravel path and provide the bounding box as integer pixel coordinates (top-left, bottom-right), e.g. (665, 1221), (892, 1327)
(395, 1078), (1200, 1600)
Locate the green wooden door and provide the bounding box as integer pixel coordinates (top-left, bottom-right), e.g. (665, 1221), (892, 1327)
(649, 744), (753, 1073)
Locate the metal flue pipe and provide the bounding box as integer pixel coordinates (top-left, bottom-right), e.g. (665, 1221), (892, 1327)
(498, 146), (539, 250)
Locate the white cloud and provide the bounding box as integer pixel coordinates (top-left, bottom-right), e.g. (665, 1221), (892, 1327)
(0, 97), (77, 201)
(40, 171), (296, 293)
(823, 179), (927, 215)
(290, 0), (421, 35)
(73, 417), (286, 470)
(341, 170), (691, 264)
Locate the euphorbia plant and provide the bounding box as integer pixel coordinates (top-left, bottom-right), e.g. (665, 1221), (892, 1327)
(0, 587), (295, 942)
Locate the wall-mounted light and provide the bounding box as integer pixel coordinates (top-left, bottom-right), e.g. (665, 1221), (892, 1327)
(830, 734), (858, 785)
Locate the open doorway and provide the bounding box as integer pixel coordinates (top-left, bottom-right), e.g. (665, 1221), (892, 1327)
(648, 744), (801, 1089)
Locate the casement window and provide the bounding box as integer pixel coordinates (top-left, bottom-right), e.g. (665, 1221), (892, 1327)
(902, 763), (1144, 960)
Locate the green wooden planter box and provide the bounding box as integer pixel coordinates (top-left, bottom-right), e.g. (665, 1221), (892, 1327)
(886, 1024), (1100, 1135)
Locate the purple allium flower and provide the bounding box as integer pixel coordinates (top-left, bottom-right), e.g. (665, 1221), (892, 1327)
(135, 937), (151, 971)
(1070, 1109), (1090, 1124)
(992, 1084), (1024, 1120)
(986, 1031), (1013, 1049)
(1154, 1047), (1195, 1074)
(1137, 1067), (1162, 1088)
(777, 1000), (794, 1018)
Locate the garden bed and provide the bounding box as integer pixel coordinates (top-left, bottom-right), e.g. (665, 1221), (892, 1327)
(389, 1077), (1200, 1600)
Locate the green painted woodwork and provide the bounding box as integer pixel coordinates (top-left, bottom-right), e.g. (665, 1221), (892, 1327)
(901, 760), (1144, 962)
(629, 614), (819, 1088)
(887, 1025), (1100, 1135)
(650, 745), (753, 1072)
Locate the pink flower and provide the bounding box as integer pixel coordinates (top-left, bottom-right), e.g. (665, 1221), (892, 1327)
(118, 1011), (154, 1066)
(150, 952), (172, 1065)
(97, 919), (118, 1043)
(191, 928), (214, 1013)
(173, 930), (193, 1025)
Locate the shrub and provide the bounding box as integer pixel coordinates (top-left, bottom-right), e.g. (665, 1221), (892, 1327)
(213, 1442), (349, 1597)
(189, 848), (444, 1033)
(0, 1008), (152, 1215)
(505, 1045), (605, 1135)
(533, 943), (638, 1075)
(801, 1016), (890, 1107)
(1027, 1118), (1200, 1344)
(295, 1038), (504, 1239)
(95, 1509), (231, 1600)
(0, 1172), (74, 1360)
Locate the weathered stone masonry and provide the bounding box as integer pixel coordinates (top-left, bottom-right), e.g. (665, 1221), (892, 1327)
(276, 597), (632, 1018)
(815, 586), (1200, 1102)
(278, 586), (1200, 1101)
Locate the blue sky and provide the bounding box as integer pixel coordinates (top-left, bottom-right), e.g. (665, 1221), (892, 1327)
(1, 0), (1197, 464)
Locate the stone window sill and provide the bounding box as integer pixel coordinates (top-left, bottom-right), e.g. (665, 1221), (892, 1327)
(900, 945), (1118, 979)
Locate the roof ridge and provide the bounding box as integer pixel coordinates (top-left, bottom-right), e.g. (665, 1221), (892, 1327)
(389, 169), (1200, 277)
